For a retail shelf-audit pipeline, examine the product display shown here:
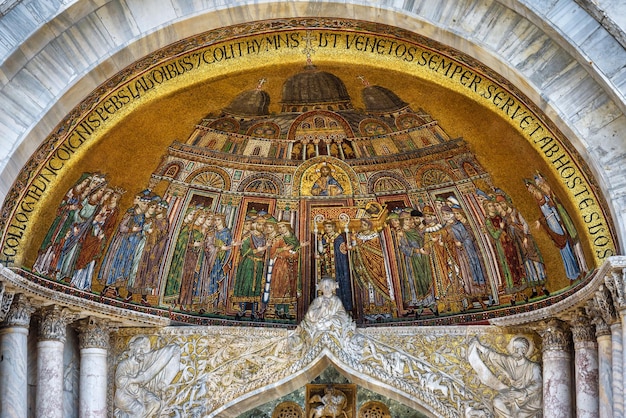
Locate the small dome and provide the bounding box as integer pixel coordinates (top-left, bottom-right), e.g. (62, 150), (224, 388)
(362, 85), (408, 113)
(281, 65), (352, 107)
(223, 89), (270, 117)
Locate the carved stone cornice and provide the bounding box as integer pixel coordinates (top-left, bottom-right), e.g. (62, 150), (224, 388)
(76, 317), (112, 350)
(1, 293), (34, 329)
(490, 256), (626, 327)
(537, 319), (571, 353)
(0, 265), (169, 328)
(38, 305), (78, 343)
(570, 308), (596, 345)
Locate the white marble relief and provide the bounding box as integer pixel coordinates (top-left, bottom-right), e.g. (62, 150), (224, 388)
(468, 336), (542, 418)
(113, 335), (181, 418)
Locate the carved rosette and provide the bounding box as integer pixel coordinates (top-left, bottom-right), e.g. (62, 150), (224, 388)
(76, 317), (110, 350)
(538, 319), (571, 352)
(570, 309), (596, 347)
(1, 294), (34, 329)
(38, 305), (77, 343)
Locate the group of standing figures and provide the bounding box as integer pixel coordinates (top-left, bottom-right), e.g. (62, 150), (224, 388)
(32, 171), (588, 322)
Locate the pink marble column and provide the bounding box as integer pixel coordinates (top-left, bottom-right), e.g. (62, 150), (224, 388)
(538, 319), (573, 418)
(571, 309), (599, 418)
(35, 305), (76, 418)
(0, 294), (34, 418)
(77, 317), (110, 418)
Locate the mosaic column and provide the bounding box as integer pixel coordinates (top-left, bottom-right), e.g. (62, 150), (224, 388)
(36, 305), (76, 418)
(538, 319), (572, 418)
(77, 317), (110, 418)
(571, 309), (599, 418)
(0, 294), (34, 418)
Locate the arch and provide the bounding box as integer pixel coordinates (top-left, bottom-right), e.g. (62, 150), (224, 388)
(414, 164), (457, 188)
(158, 162), (184, 180)
(0, 2), (623, 250)
(185, 167), (231, 190)
(292, 156), (360, 197)
(247, 121), (281, 139)
(286, 111), (355, 141)
(237, 172), (285, 195)
(367, 172), (411, 194)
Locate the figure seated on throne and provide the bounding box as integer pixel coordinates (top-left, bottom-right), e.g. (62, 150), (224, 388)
(296, 277), (355, 345)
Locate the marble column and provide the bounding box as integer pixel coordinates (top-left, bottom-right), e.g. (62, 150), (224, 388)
(0, 294), (34, 418)
(611, 321), (624, 417)
(538, 319), (573, 418)
(597, 320), (615, 418)
(590, 282), (621, 418)
(76, 317), (110, 418)
(35, 305), (76, 418)
(570, 309), (599, 418)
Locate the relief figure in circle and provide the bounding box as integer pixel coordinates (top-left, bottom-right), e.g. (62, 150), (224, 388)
(468, 336), (542, 417)
(309, 385), (349, 418)
(311, 163), (344, 196)
(114, 336), (181, 418)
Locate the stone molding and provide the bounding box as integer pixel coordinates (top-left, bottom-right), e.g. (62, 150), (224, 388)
(491, 256), (626, 327)
(570, 308), (597, 345)
(1, 293), (33, 328)
(0, 265), (168, 328)
(38, 305), (77, 343)
(538, 319), (571, 353)
(76, 316), (111, 350)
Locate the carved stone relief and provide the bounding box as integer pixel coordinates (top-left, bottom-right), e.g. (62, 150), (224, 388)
(111, 277), (543, 417)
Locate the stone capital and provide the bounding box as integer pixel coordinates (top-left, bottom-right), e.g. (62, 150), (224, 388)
(76, 317), (110, 350)
(537, 318), (571, 352)
(570, 308), (596, 346)
(38, 305), (78, 343)
(1, 293), (34, 329)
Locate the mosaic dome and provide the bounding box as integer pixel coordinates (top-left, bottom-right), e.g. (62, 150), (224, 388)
(281, 64), (353, 111)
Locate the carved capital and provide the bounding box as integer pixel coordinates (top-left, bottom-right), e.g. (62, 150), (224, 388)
(2, 294), (34, 329)
(76, 317), (110, 350)
(38, 305), (77, 343)
(0, 282), (14, 322)
(594, 285), (618, 325)
(605, 268), (626, 310)
(570, 308), (596, 345)
(537, 319), (571, 352)
(586, 299), (611, 337)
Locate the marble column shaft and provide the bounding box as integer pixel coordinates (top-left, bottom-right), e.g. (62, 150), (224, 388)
(0, 295), (33, 418)
(77, 318), (110, 418)
(35, 305), (75, 418)
(612, 322), (624, 418)
(539, 319), (573, 418)
(571, 312), (599, 418)
(597, 332), (614, 418)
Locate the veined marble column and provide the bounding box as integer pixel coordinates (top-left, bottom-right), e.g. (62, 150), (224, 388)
(611, 321), (623, 418)
(571, 309), (599, 418)
(77, 317), (110, 418)
(538, 319), (573, 418)
(597, 321), (614, 418)
(0, 294), (34, 418)
(590, 282), (620, 418)
(35, 305), (76, 418)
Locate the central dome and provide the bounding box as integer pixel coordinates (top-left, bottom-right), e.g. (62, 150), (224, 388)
(281, 64), (353, 112)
